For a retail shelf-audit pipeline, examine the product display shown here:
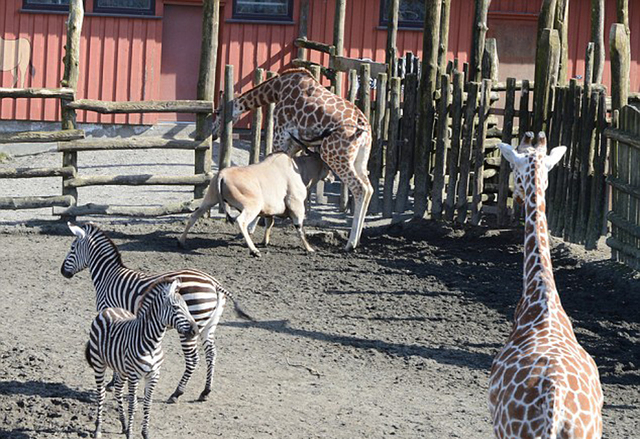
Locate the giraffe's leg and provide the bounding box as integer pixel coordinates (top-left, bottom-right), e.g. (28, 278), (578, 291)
(126, 378), (139, 439)
(92, 363), (107, 439)
(113, 373), (127, 433)
(261, 216), (275, 247)
(178, 176), (220, 247)
(350, 134), (374, 248)
(168, 333), (199, 403)
(141, 370), (160, 439)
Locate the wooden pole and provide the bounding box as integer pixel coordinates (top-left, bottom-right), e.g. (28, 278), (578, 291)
(590, 0), (605, 84)
(430, 74), (450, 220)
(297, 0), (310, 60)
(437, 0), (452, 87)
(382, 77), (401, 218)
(444, 71), (464, 222)
(610, 23), (630, 112)
(585, 90), (607, 249)
(482, 38), (499, 82)
(470, 0), (491, 83)
(249, 68), (264, 164)
(554, 0), (569, 85)
(497, 78), (516, 226)
(395, 72), (418, 213)
(415, 0), (442, 218)
(471, 79), (492, 225)
(455, 81), (480, 224)
(617, 0), (630, 35)
(195, 0), (219, 198)
(386, 0), (400, 78)
(264, 71), (276, 155)
(332, 0), (346, 96)
(368, 71), (386, 213)
(219, 65), (234, 171)
(533, 28), (560, 133)
(60, 0), (84, 216)
(358, 64), (371, 122)
(534, 0), (558, 123)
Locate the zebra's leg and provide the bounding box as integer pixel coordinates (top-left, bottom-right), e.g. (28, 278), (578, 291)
(199, 338), (218, 401)
(126, 378), (139, 439)
(141, 370), (160, 439)
(113, 373), (127, 434)
(167, 333), (199, 404)
(93, 364), (107, 439)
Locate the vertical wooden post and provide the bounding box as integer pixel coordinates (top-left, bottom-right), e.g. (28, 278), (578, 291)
(554, 0), (569, 85)
(455, 81), (479, 224)
(471, 79), (492, 225)
(383, 78), (401, 218)
(564, 81), (582, 242)
(332, 0), (346, 97)
(576, 89), (599, 243)
(395, 72), (418, 213)
(437, 0), (452, 87)
(533, 28), (560, 134)
(617, 0), (630, 34)
(195, 0), (219, 198)
(497, 78), (516, 226)
(590, 0), (605, 84)
(518, 79), (531, 140)
(368, 71), (386, 213)
(386, 0), (400, 78)
(219, 65), (234, 171)
(610, 23), (630, 112)
(358, 64), (371, 122)
(469, 0), (491, 83)
(534, 0), (557, 121)
(549, 86), (568, 234)
(297, 0), (310, 60)
(482, 38), (499, 82)
(264, 71), (276, 155)
(415, 0), (442, 218)
(249, 68), (264, 165)
(444, 70), (464, 222)
(585, 90), (607, 249)
(430, 74), (450, 220)
(60, 0), (84, 215)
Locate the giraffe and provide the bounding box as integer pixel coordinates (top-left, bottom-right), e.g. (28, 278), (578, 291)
(211, 68), (373, 251)
(488, 132), (603, 438)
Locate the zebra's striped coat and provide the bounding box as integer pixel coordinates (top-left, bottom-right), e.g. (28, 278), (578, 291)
(62, 222), (251, 402)
(86, 279), (198, 439)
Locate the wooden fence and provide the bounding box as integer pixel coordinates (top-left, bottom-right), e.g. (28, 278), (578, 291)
(0, 0), (217, 218)
(605, 105), (640, 269)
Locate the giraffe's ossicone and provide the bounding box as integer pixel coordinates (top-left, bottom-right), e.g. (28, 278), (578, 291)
(212, 68), (373, 250)
(488, 132), (603, 438)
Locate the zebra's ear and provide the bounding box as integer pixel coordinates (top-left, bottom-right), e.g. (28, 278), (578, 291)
(68, 222), (86, 239)
(169, 279), (182, 295)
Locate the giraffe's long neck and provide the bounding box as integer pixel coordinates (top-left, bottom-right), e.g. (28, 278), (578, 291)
(233, 76), (280, 115)
(514, 159), (562, 328)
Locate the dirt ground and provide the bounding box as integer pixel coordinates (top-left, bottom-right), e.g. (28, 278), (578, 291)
(0, 215), (639, 439)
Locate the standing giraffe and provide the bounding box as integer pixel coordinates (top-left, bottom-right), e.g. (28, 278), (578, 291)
(212, 68), (373, 251)
(489, 132), (603, 438)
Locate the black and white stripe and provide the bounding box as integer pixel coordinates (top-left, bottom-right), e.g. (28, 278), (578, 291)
(62, 222), (252, 403)
(85, 278), (199, 439)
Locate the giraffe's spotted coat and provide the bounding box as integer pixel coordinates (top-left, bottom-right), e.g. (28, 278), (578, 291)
(489, 133), (603, 438)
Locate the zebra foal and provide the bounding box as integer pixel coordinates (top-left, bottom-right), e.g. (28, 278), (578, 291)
(86, 278), (198, 439)
(61, 222), (253, 403)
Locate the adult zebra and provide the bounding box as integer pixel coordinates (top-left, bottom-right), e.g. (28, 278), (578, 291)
(62, 222), (252, 403)
(86, 278), (199, 439)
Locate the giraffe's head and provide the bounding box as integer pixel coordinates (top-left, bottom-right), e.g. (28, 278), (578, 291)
(498, 131), (567, 205)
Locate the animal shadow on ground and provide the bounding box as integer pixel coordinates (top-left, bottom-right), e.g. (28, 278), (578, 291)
(223, 319), (494, 370)
(0, 380), (92, 402)
(363, 219), (640, 388)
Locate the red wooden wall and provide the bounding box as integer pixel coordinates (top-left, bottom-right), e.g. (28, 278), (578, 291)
(1, 0), (639, 125)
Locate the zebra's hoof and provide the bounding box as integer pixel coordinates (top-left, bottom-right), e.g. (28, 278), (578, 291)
(94, 430), (102, 439)
(167, 389), (183, 404)
(198, 389), (211, 401)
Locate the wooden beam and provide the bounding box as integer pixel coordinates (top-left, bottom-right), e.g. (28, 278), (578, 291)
(297, 0), (310, 60)
(437, 0), (452, 86)
(0, 195), (74, 210)
(332, 0), (346, 96)
(67, 99), (214, 114)
(250, 68), (264, 165)
(470, 0), (491, 83)
(53, 200), (201, 218)
(64, 173), (212, 188)
(554, 0), (569, 85)
(0, 166), (75, 179)
(219, 65), (234, 171)
(58, 137), (210, 152)
(610, 23), (630, 112)
(0, 129), (84, 144)
(294, 38), (335, 55)
(0, 87), (74, 99)
(533, 28), (560, 133)
(382, 77), (401, 218)
(331, 56), (387, 77)
(386, 0), (400, 77)
(591, 0), (605, 84)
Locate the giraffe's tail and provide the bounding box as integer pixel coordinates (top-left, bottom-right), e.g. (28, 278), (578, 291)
(543, 384), (567, 439)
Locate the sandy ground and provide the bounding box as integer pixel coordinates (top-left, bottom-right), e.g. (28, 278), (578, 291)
(0, 140), (639, 438)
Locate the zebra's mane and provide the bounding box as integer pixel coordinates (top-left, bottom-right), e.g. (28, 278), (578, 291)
(85, 223), (124, 266)
(134, 277), (175, 316)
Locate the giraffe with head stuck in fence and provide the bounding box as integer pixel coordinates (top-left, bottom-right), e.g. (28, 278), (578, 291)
(488, 132), (603, 438)
(212, 68), (373, 251)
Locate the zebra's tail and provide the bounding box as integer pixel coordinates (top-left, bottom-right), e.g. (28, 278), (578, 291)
(220, 285), (255, 321)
